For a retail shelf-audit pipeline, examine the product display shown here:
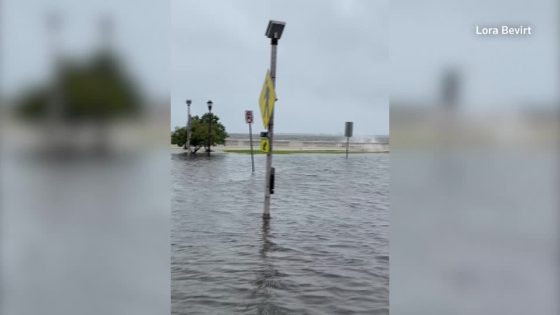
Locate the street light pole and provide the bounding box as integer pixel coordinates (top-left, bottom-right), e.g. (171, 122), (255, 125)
(207, 100), (213, 157)
(263, 20), (285, 220)
(185, 99), (192, 155)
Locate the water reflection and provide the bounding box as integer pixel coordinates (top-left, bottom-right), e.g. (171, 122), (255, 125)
(247, 218), (282, 314)
(260, 218), (272, 258)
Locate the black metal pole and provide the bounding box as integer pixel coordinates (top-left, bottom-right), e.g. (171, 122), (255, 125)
(207, 110), (212, 156)
(185, 101), (192, 153)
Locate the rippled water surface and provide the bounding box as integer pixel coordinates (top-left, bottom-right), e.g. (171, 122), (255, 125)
(172, 153), (389, 314)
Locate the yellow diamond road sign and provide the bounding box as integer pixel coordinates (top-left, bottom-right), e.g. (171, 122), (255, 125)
(259, 71), (276, 129)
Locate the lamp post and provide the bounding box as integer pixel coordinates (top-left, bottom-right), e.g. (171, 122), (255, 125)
(207, 100), (213, 156)
(185, 99), (192, 154)
(262, 20), (286, 220)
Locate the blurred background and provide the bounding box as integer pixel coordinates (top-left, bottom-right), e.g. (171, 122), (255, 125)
(391, 0), (559, 314)
(1, 0), (169, 314)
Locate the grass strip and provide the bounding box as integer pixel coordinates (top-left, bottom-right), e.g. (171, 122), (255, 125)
(222, 149), (382, 154)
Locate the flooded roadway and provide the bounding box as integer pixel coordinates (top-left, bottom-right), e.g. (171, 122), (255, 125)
(172, 153), (389, 314)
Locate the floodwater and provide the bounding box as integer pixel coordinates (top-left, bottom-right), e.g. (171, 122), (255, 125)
(171, 153), (389, 314)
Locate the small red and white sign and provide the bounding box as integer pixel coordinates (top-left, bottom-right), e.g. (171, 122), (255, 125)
(245, 110), (254, 124)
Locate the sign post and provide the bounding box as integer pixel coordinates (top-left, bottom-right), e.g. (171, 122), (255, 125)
(245, 110), (255, 173)
(345, 122), (353, 159)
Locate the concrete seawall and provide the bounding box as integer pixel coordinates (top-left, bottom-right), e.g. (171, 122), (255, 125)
(222, 138), (390, 153)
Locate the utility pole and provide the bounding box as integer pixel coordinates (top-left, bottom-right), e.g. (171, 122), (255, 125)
(263, 20), (286, 220)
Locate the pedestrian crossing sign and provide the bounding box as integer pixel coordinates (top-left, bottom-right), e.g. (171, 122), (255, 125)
(258, 70), (276, 129)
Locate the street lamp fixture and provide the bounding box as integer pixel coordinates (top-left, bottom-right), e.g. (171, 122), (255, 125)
(207, 100), (213, 113)
(265, 20), (286, 40)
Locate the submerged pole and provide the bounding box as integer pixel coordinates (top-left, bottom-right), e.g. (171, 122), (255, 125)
(249, 120), (255, 173)
(263, 20), (285, 220)
(263, 41), (277, 220)
(345, 122), (353, 159)
(186, 100), (192, 155)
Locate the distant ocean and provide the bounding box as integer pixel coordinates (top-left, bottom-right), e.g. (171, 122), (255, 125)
(227, 133), (389, 144)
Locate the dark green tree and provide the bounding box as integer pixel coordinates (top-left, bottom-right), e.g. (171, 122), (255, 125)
(171, 113), (228, 153)
(16, 51), (141, 121)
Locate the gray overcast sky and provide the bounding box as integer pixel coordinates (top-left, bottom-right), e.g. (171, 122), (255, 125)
(3, 0), (556, 134)
(391, 0), (558, 109)
(171, 0), (389, 136)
